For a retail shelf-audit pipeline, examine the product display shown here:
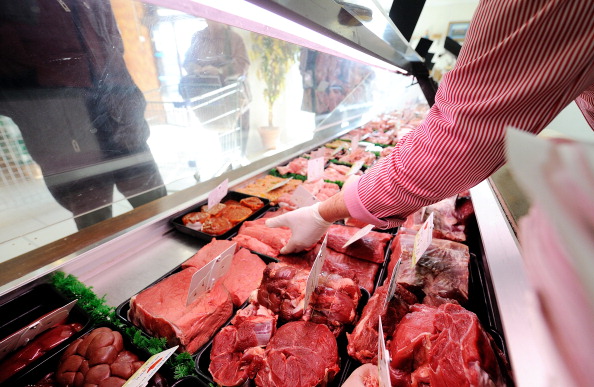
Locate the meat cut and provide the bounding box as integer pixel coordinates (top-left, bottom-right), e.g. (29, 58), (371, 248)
(232, 234), (278, 258)
(347, 283), (417, 364)
(257, 263), (309, 321)
(327, 224), (392, 263)
(209, 304), (278, 386)
(402, 196), (469, 242)
(238, 219), (292, 257)
(388, 232), (470, 306)
(389, 303), (508, 387)
(181, 239), (237, 270)
(255, 321), (340, 387)
(128, 267), (233, 354)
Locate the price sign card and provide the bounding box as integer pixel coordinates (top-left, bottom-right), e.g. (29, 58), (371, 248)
(347, 159), (365, 176)
(303, 234), (329, 310)
(377, 316), (391, 387)
(384, 258), (402, 309)
(124, 346), (178, 387)
(291, 185), (320, 208)
(186, 243), (236, 306)
(331, 146), (344, 157)
(411, 212), (434, 267)
(307, 157), (325, 182)
(267, 177), (293, 193)
(342, 224), (374, 248)
(208, 178), (228, 210)
(351, 134), (360, 150)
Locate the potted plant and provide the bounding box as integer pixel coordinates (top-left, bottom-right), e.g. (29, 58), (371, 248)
(250, 34), (298, 149)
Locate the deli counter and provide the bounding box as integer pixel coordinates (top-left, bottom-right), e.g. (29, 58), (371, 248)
(0, 0), (584, 386)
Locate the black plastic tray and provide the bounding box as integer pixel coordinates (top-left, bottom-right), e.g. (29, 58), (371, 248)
(11, 324), (174, 387)
(115, 251), (278, 355)
(194, 288), (370, 387)
(0, 283), (92, 386)
(171, 191), (270, 241)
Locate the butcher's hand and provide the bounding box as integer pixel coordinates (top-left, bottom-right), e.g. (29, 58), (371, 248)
(265, 202), (332, 254)
(341, 363), (378, 387)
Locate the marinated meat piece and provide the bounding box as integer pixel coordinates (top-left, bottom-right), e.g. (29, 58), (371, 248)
(182, 239), (237, 270)
(390, 303), (508, 387)
(347, 283), (417, 364)
(236, 175), (302, 205)
(210, 304), (277, 386)
(219, 204), (253, 224)
(181, 211), (210, 227)
(257, 263), (308, 321)
(240, 196), (265, 211)
(202, 217), (233, 235)
(388, 233), (470, 306)
(232, 234), (278, 258)
(255, 321), (340, 387)
(128, 267), (233, 354)
(201, 203), (226, 216)
(327, 224), (392, 263)
(0, 323), (83, 383)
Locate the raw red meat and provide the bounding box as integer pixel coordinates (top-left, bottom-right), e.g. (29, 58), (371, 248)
(327, 224), (392, 263)
(128, 267), (233, 354)
(347, 283), (417, 364)
(210, 304), (277, 386)
(390, 303), (507, 387)
(221, 248), (267, 307)
(276, 157), (309, 176)
(402, 196), (468, 242)
(257, 263), (309, 321)
(255, 321), (340, 387)
(232, 234), (278, 258)
(182, 239), (237, 269)
(388, 233), (470, 306)
(238, 220), (292, 257)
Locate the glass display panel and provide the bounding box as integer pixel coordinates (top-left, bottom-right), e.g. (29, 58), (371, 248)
(0, 0), (423, 261)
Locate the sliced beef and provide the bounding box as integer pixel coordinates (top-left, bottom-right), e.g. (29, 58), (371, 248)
(128, 267), (233, 354)
(327, 224), (392, 263)
(388, 232), (470, 306)
(257, 263), (308, 321)
(306, 274), (361, 336)
(181, 239), (237, 269)
(255, 321), (340, 387)
(347, 283), (417, 364)
(402, 196), (467, 242)
(238, 220), (292, 257)
(210, 304), (277, 386)
(222, 248), (267, 307)
(390, 303), (507, 387)
(232, 234), (277, 258)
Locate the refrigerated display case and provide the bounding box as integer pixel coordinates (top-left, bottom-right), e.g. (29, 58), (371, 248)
(0, 0), (583, 386)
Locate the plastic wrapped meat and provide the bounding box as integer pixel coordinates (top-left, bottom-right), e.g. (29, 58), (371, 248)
(402, 196), (469, 242)
(327, 224), (392, 263)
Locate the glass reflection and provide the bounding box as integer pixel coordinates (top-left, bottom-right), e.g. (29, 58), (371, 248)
(0, 0), (420, 261)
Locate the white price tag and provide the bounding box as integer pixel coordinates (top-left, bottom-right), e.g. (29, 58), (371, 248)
(347, 159), (365, 176)
(351, 134), (360, 150)
(267, 177), (293, 192)
(342, 224), (374, 248)
(186, 243), (236, 306)
(124, 346), (178, 387)
(208, 179), (228, 210)
(307, 157), (325, 182)
(331, 146), (344, 157)
(291, 185), (320, 208)
(303, 234), (328, 310)
(412, 212), (434, 267)
(377, 316), (391, 387)
(384, 258), (402, 309)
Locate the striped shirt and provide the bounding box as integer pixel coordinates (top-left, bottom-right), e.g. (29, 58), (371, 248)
(344, 0), (594, 228)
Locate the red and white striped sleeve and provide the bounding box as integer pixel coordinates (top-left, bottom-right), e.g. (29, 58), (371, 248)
(575, 84), (594, 129)
(344, 0), (594, 228)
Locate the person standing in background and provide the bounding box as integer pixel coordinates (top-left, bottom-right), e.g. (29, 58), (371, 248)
(0, 0), (167, 230)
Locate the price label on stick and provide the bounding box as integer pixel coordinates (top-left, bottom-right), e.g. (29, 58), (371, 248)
(331, 146), (344, 157)
(384, 258), (402, 309)
(304, 234), (328, 310)
(377, 316), (391, 387)
(267, 177), (293, 193)
(351, 134), (360, 150)
(412, 212), (434, 267)
(342, 224), (374, 248)
(347, 159), (365, 176)
(186, 243), (236, 306)
(208, 178), (228, 210)
(124, 346), (178, 387)
(291, 185), (320, 208)
(307, 157), (325, 182)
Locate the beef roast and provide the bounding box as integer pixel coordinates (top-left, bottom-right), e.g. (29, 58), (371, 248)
(232, 234), (278, 258)
(388, 232), (470, 306)
(210, 304), (277, 386)
(181, 239), (237, 270)
(390, 303), (507, 387)
(255, 321), (340, 387)
(128, 267), (233, 354)
(327, 224), (392, 263)
(238, 220), (292, 257)
(347, 283), (417, 364)
(257, 263), (309, 321)
(221, 248), (267, 307)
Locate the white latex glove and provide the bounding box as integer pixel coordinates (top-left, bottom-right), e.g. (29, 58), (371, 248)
(341, 363), (378, 387)
(265, 202), (332, 254)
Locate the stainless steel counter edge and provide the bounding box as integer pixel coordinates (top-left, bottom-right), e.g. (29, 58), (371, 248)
(470, 180), (572, 387)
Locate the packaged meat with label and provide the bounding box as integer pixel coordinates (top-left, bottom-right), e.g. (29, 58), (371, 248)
(402, 195), (471, 242)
